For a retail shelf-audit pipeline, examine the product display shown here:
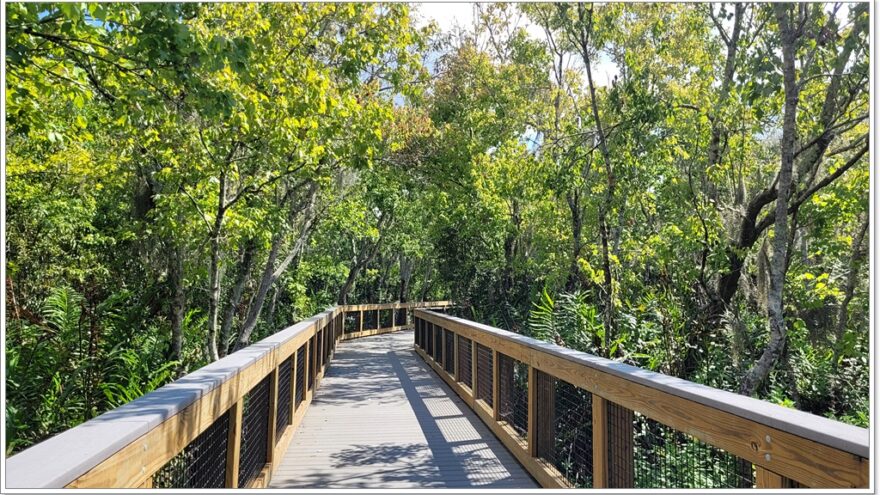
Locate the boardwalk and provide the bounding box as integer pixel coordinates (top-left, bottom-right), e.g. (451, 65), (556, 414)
(270, 330), (539, 488)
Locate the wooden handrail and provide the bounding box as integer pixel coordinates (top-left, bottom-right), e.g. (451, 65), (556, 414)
(4, 301), (452, 489)
(413, 309), (870, 489)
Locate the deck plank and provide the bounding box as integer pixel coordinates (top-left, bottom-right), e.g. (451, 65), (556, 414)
(270, 330), (538, 488)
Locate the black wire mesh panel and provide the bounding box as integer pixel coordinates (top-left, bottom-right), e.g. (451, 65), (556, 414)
(458, 336), (472, 387)
(607, 401), (755, 488)
(534, 375), (593, 488)
(275, 357), (292, 444)
(396, 308), (407, 327)
(426, 322), (434, 356)
(497, 353), (528, 439)
(344, 311), (360, 334)
(414, 318), (422, 348)
(363, 309), (377, 330)
(475, 343), (493, 408)
(433, 324), (443, 363)
(443, 330), (455, 374)
(238, 376), (270, 488)
(295, 346), (305, 408)
(380, 308), (392, 328)
(152, 410), (229, 488)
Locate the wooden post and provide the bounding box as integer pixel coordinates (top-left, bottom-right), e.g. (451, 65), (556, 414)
(756, 467), (797, 488)
(312, 332), (319, 379)
(266, 367), (279, 464)
(305, 338), (313, 402)
(453, 333), (460, 382)
(290, 350), (297, 418)
(527, 366), (538, 457)
(359, 310), (364, 333)
(225, 400), (243, 488)
(492, 350), (500, 420)
(592, 395), (608, 488)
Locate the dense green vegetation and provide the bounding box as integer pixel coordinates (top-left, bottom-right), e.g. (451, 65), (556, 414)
(5, 3), (869, 454)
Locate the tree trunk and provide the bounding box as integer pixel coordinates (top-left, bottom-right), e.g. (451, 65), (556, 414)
(574, 3), (617, 356)
(205, 171), (227, 362)
(740, 5), (800, 395)
(219, 239), (257, 357)
(831, 213), (868, 370)
(566, 192), (584, 291)
(337, 213), (389, 305)
(709, 6), (864, 327)
(168, 242), (185, 371)
(398, 255), (413, 303)
(235, 185), (319, 350)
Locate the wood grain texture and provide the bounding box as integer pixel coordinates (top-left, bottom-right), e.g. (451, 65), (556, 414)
(414, 309), (869, 488)
(16, 304), (459, 488)
(225, 400), (243, 488)
(591, 395), (608, 489)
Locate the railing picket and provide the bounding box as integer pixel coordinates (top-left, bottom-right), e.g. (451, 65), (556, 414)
(266, 368), (279, 464)
(592, 395), (608, 488)
(225, 400), (243, 488)
(527, 366), (537, 457)
(492, 350), (500, 420)
(9, 302), (866, 490)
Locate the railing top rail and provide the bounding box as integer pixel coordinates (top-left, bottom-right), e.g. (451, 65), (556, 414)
(415, 309), (869, 459)
(6, 301), (450, 489)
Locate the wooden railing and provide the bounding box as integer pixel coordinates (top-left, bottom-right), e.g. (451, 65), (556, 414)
(412, 310), (870, 489)
(4, 301), (452, 489)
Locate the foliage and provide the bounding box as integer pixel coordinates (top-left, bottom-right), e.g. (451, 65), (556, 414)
(4, 2), (870, 454)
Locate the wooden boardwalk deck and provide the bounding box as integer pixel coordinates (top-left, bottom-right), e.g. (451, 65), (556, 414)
(270, 330), (539, 489)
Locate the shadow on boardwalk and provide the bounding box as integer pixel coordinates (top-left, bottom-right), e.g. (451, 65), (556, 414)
(270, 330), (538, 488)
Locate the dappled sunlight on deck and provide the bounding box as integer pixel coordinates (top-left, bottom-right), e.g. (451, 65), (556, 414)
(270, 331), (537, 488)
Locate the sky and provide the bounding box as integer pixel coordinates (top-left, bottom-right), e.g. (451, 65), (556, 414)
(412, 2), (620, 87)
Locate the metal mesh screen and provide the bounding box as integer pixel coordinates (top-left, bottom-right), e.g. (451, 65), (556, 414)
(276, 357), (292, 443)
(238, 376), (270, 488)
(458, 336), (472, 387)
(344, 311), (360, 334)
(363, 309), (377, 330)
(497, 353), (528, 439)
(295, 346), (305, 408)
(380, 309), (392, 328)
(607, 402), (755, 488)
(152, 410), (229, 488)
(535, 375), (593, 488)
(415, 318), (422, 348)
(324, 326), (331, 362)
(443, 330), (455, 374)
(475, 343), (493, 407)
(426, 322), (434, 357)
(433, 324), (443, 363)
(396, 308), (407, 327)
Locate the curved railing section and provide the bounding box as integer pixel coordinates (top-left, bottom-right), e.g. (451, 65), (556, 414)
(5, 301), (452, 489)
(412, 309), (869, 489)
